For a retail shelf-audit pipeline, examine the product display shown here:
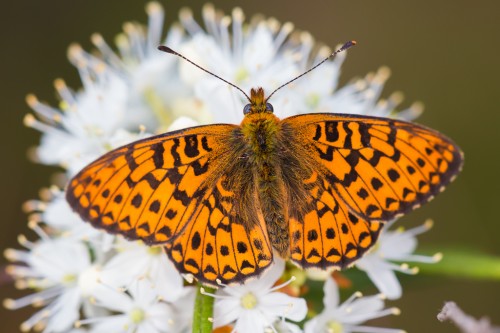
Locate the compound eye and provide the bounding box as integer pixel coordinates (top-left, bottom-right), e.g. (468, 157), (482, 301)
(243, 104), (252, 115)
(266, 103), (274, 112)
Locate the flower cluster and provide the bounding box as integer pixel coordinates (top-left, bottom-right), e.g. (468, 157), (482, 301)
(5, 3), (434, 332)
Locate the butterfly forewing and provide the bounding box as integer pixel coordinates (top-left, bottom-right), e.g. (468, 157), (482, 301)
(67, 124), (235, 244)
(285, 113), (463, 221)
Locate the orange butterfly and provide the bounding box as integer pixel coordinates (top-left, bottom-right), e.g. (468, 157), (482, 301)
(66, 42), (463, 286)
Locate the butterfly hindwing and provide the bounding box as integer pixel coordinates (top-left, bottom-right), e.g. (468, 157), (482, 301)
(167, 175), (273, 285)
(289, 170), (383, 269)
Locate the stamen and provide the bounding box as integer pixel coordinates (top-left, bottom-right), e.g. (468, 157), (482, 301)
(17, 235), (35, 249)
(220, 16), (232, 56)
(232, 8), (244, 61)
(202, 4), (219, 39)
(75, 314), (122, 327)
(91, 33), (124, 70)
(266, 17), (280, 35)
(298, 32), (314, 69)
(183, 273), (194, 283)
(400, 101), (424, 120)
(268, 276), (296, 292)
(23, 114), (63, 134)
(53, 79), (76, 105)
(20, 309), (51, 332)
(374, 66), (391, 83)
(22, 200), (46, 212)
(6, 265), (33, 281)
(179, 7), (202, 36)
(25, 95), (61, 123)
(4, 286), (63, 309)
(273, 22), (294, 50)
(123, 22), (145, 60)
(402, 253), (442, 263)
(385, 263), (419, 274)
(199, 287), (232, 300)
(27, 220), (50, 241)
(344, 307), (402, 324)
(342, 291), (363, 308)
(4, 249), (30, 263)
(115, 33), (130, 58)
(145, 2), (165, 54)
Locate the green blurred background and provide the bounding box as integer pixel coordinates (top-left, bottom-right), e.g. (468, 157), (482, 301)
(0, 0), (498, 330)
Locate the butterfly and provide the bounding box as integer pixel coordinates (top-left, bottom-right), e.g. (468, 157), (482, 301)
(66, 43), (463, 287)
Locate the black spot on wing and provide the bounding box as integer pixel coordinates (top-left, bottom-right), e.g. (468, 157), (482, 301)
(152, 143), (165, 168)
(184, 135), (200, 158)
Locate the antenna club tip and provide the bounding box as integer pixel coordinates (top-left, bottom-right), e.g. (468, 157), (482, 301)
(157, 45), (174, 54)
(342, 40), (357, 50)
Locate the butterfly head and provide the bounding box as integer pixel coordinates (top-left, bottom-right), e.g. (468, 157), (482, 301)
(243, 87), (274, 115)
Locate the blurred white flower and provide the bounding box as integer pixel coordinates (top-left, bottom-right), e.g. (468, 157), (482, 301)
(102, 239), (186, 303)
(305, 277), (404, 333)
(77, 279), (194, 333)
(22, 188), (117, 260)
(210, 258), (307, 333)
(4, 235), (93, 332)
(25, 2), (418, 174)
(356, 219), (442, 300)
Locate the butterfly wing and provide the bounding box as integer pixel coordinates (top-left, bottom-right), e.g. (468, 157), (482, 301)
(282, 113), (462, 269)
(166, 174), (273, 285)
(66, 124), (273, 285)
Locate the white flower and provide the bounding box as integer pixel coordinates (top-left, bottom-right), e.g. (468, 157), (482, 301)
(356, 219), (442, 300)
(4, 235), (93, 332)
(210, 258), (307, 333)
(77, 279), (194, 333)
(24, 3), (193, 175)
(23, 188), (115, 255)
(177, 5), (422, 124)
(25, 3), (419, 175)
(102, 239), (186, 302)
(305, 277), (404, 333)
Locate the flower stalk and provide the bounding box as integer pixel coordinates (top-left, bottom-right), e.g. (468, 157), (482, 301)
(193, 283), (215, 333)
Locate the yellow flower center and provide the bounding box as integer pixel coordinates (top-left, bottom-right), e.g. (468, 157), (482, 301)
(240, 292), (258, 309)
(144, 88), (171, 127)
(129, 308), (145, 324)
(147, 246), (162, 256)
(326, 320), (344, 333)
(61, 274), (77, 285)
(306, 93), (320, 108)
(235, 67), (250, 83)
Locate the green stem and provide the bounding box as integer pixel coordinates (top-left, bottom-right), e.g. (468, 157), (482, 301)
(192, 283), (216, 333)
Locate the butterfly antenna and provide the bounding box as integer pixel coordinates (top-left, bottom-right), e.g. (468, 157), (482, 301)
(158, 46), (252, 103)
(266, 40), (357, 102)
